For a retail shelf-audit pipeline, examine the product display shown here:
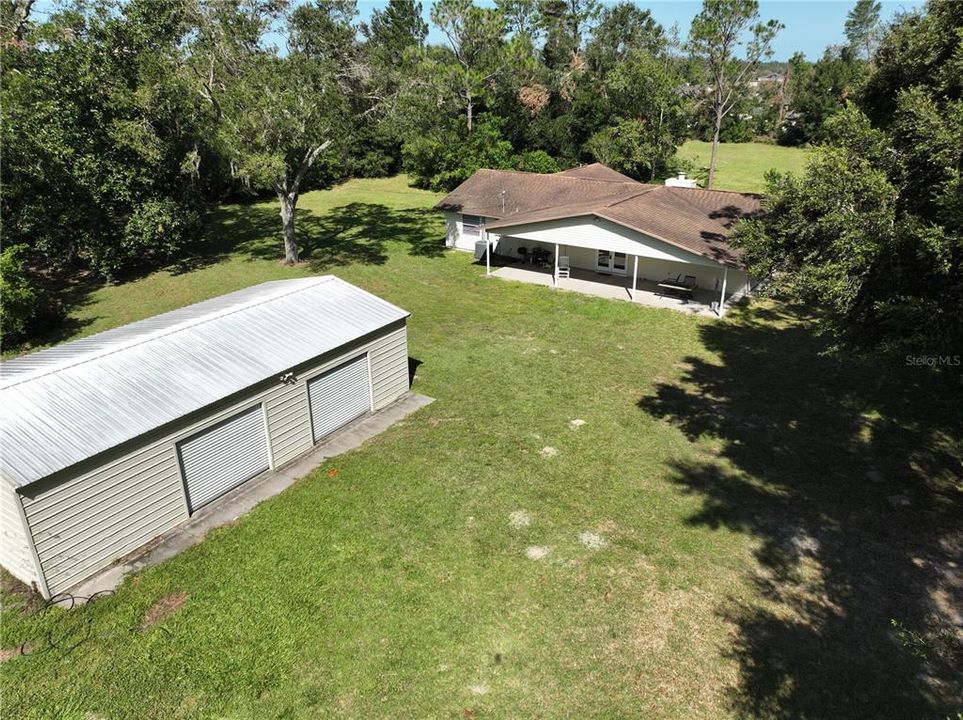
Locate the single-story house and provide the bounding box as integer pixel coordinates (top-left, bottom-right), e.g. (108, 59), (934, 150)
(436, 163), (763, 315)
(0, 276), (410, 598)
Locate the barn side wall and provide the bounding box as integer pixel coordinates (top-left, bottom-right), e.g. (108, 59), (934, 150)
(17, 320), (410, 597)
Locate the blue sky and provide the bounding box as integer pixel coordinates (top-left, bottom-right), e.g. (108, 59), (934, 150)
(33, 0), (927, 61)
(417, 0), (927, 60)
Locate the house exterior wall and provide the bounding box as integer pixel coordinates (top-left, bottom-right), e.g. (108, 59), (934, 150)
(494, 217), (722, 267)
(445, 212), (460, 249)
(16, 320), (409, 597)
(497, 223), (751, 301)
(445, 212), (492, 252)
(634, 257), (751, 300)
(0, 486), (42, 589)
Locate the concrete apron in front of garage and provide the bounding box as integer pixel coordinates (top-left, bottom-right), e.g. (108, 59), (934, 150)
(70, 393), (434, 601)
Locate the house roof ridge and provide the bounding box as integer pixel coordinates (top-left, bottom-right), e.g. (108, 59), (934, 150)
(485, 187), (644, 227)
(665, 185), (764, 199)
(476, 167), (643, 189)
(593, 209), (743, 269)
(554, 163), (636, 182)
(598, 187), (659, 209)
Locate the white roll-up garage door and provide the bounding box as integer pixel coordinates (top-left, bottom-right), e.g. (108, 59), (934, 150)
(178, 405), (270, 512)
(308, 354), (371, 442)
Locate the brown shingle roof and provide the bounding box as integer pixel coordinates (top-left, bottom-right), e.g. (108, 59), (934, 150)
(434, 169), (642, 218)
(555, 163), (637, 183)
(435, 166), (763, 269)
(598, 188), (761, 268)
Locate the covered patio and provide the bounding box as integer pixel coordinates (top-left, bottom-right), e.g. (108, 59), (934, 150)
(488, 262), (723, 317)
(436, 161), (762, 320)
(478, 214), (749, 319)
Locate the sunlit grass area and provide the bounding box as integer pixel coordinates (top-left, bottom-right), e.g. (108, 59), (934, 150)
(676, 140), (812, 193)
(3, 176), (960, 719)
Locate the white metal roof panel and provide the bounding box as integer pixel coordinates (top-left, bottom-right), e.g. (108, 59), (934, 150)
(0, 276), (409, 488)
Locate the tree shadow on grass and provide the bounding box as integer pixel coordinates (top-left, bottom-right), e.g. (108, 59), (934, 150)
(8, 198), (445, 355)
(6, 272), (101, 356)
(200, 201), (445, 272)
(638, 302), (963, 719)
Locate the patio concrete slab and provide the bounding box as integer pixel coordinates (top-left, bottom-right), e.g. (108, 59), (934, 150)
(490, 265), (720, 317)
(69, 393), (434, 601)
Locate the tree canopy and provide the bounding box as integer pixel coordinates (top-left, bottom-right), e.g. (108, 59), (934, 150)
(7, 0), (955, 352)
(735, 0), (963, 349)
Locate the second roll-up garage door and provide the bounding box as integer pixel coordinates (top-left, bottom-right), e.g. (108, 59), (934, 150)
(307, 355), (371, 442)
(178, 405), (270, 512)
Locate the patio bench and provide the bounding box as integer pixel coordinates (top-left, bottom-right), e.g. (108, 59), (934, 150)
(657, 275), (698, 300)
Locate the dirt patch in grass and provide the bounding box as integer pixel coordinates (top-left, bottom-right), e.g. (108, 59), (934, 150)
(0, 641), (38, 664)
(508, 510), (531, 529)
(0, 568), (42, 616)
(141, 591), (188, 630)
(578, 531), (608, 550)
(526, 546), (550, 561)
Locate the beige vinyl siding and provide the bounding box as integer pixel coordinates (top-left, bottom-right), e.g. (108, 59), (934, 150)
(21, 441), (185, 593)
(20, 319), (410, 595)
(265, 322), (409, 465)
(369, 325), (409, 409)
(0, 487), (41, 587)
(264, 381), (312, 468)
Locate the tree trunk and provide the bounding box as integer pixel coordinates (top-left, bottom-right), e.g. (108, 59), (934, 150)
(708, 110), (723, 189)
(278, 192), (299, 264)
(466, 92), (474, 133)
(271, 141), (331, 264)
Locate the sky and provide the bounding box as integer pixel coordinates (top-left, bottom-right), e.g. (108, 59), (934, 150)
(419, 0), (928, 60)
(32, 0), (927, 61)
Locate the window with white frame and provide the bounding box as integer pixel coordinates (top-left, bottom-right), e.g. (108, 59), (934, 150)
(462, 215), (484, 237)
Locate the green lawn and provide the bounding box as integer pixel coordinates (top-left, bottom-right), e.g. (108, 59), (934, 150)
(676, 140), (812, 193)
(3, 177), (961, 719)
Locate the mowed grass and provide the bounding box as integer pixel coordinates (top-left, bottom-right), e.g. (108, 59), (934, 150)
(676, 140), (812, 193)
(2, 177), (961, 719)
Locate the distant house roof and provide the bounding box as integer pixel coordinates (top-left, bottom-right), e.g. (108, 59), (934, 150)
(435, 165), (763, 268)
(0, 277), (409, 488)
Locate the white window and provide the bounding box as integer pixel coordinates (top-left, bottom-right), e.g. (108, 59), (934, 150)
(462, 215), (484, 237)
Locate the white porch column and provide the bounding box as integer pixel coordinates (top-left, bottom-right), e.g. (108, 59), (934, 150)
(554, 243), (559, 287)
(719, 266), (728, 317)
(632, 256), (639, 300)
(484, 228), (491, 276)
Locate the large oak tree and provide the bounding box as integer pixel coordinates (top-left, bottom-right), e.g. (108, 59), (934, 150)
(188, 0), (351, 264)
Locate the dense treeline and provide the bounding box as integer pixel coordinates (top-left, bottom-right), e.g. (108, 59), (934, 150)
(0, 0), (786, 345)
(736, 0), (963, 350)
(1, 0), (954, 352)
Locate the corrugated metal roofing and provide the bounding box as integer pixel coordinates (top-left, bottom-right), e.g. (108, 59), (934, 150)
(0, 276), (409, 488)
